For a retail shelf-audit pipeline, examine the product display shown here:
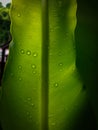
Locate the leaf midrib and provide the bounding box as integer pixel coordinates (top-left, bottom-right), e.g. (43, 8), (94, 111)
(41, 0), (49, 130)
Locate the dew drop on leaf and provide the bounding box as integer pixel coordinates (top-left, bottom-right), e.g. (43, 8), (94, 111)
(26, 50), (31, 55)
(17, 13), (21, 17)
(31, 64), (36, 69)
(54, 83), (58, 87)
(58, 52), (62, 56)
(58, 0), (62, 7)
(60, 69), (63, 72)
(26, 111), (30, 116)
(51, 122), (56, 126)
(50, 28), (54, 32)
(20, 49), (25, 54)
(59, 63), (63, 66)
(18, 77), (22, 81)
(31, 103), (34, 107)
(26, 112), (32, 120)
(33, 52), (38, 57)
(18, 65), (22, 70)
(29, 115), (33, 120)
(10, 73), (14, 77)
(27, 97), (32, 101)
(32, 71), (36, 74)
(49, 52), (53, 56)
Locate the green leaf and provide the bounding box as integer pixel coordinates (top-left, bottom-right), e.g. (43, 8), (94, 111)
(0, 0), (88, 130)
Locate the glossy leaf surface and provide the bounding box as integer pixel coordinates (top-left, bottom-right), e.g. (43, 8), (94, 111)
(0, 0), (88, 130)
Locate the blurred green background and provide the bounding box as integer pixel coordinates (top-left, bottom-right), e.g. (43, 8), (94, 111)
(0, 2), (11, 86)
(0, 2), (11, 129)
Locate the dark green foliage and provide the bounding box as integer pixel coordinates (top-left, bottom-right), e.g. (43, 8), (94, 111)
(6, 3), (11, 8)
(0, 2), (3, 8)
(75, 0), (98, 126)
(0, 5), (11, 46)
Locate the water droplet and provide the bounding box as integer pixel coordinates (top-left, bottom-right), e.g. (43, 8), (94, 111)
(60, 69), (63, 72)
(50, 28), (54, 32)
(32, 71), (36, 74)
(33, 52), (38, 57)
(27, 111), (30, 116)
(26, 112), (32, 120)
(31, 103), (34, 107)
(51, 122), (56, 126)
(20, 49), (25, 54)
(49, 52), (53, 56)
(18, 65), (22, 70)
(11, 73), (14, 77)
(27, 97), (32, 101)
(54, 83), (58, 87)
(19, 77), (22, 81)
(31, 64), (36, 69)
(59, 63), (63, 66)
(26, 50), (31, 55)
(58, 1), (62, 7)
(18, 13), (21, 17)
(29, 115), (33, 120)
